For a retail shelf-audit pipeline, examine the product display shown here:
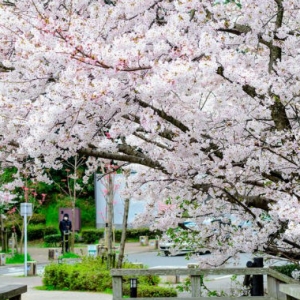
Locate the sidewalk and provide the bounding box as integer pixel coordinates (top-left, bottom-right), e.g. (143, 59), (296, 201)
(26, 241), (157, 264)
(0, 242), (156, 300)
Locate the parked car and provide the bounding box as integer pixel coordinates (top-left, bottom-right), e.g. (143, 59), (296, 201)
(158, 215), (253, 256)
(158, 221), (211, 256)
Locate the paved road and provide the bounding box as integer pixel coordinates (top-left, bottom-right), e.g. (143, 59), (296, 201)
(126, 251), (285, 269)
(0, 249), (286, 276)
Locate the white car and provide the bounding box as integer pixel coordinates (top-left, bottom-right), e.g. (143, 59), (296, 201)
(158, 238), (211, 256)
(158, 221), (211, 256)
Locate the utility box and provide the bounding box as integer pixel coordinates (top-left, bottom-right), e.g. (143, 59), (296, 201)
(59, 208), (81, 231)
(27, 261), (37, 276)
(149, 239), (159, 249)
(48, 249), (59, 260)
(0, 253), (5, 266)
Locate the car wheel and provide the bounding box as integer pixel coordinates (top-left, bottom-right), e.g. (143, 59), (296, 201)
(164, 251), (170, 256)
(205, 250), (211, 254)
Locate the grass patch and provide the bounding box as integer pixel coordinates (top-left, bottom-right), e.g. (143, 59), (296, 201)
(103, 288), (113, 294)
(6, 253), (32, 264)
(35, 286), (53, 291)
(59, 252), (80, 259)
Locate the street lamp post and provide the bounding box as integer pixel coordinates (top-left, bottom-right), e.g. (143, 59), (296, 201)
(20, 203), (33, 277)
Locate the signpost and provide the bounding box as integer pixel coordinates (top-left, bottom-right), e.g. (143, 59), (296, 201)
(20, 203), (32, 277)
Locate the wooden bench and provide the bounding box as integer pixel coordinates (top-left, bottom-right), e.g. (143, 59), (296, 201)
(0, 284), (27, 300)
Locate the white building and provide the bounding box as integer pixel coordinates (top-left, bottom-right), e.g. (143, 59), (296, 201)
(94, 173), (146, 229)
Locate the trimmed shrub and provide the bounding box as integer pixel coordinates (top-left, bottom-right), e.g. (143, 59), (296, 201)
(28, 224), (58, 241)
(123, 285), (177, 297)
(123, 262), (160, 286)
(127, 228), (162, 240)
(81, 229), (104, 244)
(42, 256), (174, 295)
(30, 213), (46, 225)
(27, 225), (45, 240)
(115, 228), (162, 242)
(81, 228), (161, 244)
(44, 234), (61, 246)
(44, 225), (58, 236)
(44, 233), (80, 246)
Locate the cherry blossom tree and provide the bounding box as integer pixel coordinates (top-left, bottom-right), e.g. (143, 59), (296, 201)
(0, 0), (300, 265)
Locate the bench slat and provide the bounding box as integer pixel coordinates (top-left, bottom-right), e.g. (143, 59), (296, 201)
(0, 284), (27, 300)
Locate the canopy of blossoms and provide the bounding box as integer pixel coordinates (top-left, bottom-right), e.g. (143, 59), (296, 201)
(0, 0), (299, 265)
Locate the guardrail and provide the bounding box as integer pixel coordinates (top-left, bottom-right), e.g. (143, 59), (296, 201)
(111, 267), (300, 300)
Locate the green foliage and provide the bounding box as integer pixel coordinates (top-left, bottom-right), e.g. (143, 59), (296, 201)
(176, 276), (192, 292)
(38, 197), (96, 230)
(272, 264), (300, 278)
(120, 228), (162, 241)
(44, 234), (61, 245)
(30, 213), (46, 225)
(122, 262), (160, 286)
(81, 229), (104, 244)
(59, 252), (80, 259)
(44, 225), (58, 236)
(75, 199), (96, 228)
(43, 256), (168, 294)
(27, 224), (58, 241)
(44, 233), (80, 246)
(4, 221), (22, 237)
(81, 228), (161, 244)
(6, 253), (32, 264)
(123, 285), (177, 297)
(43, 256), (112, 291)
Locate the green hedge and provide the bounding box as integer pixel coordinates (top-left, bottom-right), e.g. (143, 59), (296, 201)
(44, 233), (80, 246)
(28, 225), (57, 241)
(81, 228), (162, 244)
(124, 228), (162, 240)
(44, 234), (61, 245)
(43, 257), (175, 296)
(81, 229), (104, 244)
(272, 264), (300, 278)
(123, 285), (177, 297)
(30, 213), (46, 225)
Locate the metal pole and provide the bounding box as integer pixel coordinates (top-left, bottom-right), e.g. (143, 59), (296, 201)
(24, 214), (27, 277)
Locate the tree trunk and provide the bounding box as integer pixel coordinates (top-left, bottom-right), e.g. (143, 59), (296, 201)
(0, 214), (3, 251)
(117, 169), (131, 268)
(117, 197), (129, 268)
(107, 173), (115, 269)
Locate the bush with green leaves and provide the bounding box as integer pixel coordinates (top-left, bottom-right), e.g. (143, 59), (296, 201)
(27, 224), (57, 241)
(43, 257), (175, 296)
(124, 228), (162, 240)
(81, 229), (104, 244)
(30, 213), (46, 225)
(123, 285), (177, 297)
(81, 228), (161, 244)
(272, 264), (300, 278)
(43, 256), (115, 291)
(44, 233), (80, 246)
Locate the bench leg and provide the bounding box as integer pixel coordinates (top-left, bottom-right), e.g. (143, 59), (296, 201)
(10, 295), (21, 300)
